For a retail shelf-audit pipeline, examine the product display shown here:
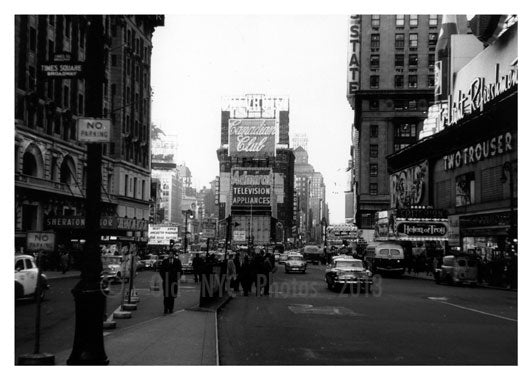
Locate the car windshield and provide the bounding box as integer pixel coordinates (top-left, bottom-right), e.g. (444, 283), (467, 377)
(288, 256), (304, 261)
(335, 260), (363, 269)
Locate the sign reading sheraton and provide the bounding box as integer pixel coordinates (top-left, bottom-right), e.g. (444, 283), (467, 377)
(228, 119), (276, 157)
(231, 168), (272, 208)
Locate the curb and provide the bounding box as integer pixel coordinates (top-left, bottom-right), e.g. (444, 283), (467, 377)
(403, 274), (517, 292)
(186, 294), (232, 313)
(44, 273), (81, 281)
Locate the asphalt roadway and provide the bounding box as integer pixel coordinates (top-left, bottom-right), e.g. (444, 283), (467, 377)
(14, 269), (201, 363)
(218, 263), (517, 365)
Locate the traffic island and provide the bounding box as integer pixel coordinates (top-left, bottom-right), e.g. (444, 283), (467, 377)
(103, 320), (117, 329)
(18, 352), (55, 365)
(113, 310), (132, 319)
(121, 303), (137, 311)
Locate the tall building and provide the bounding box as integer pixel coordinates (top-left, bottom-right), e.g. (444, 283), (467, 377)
(293, 146), (328, 244)
(291, 133), (308, 151)
(15, 15), (163, 251)
(217, 94), (294, 245)
(346, 14), (450, 234)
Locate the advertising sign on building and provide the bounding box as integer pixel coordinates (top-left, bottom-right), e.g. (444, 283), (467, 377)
(231, 168), (272, 209)
(77, 118), (111, 143)
(390, 160), (429, 208)
(26, 232), (55, 252)
(148, 225), (179, 245)
(347, 15), (361, 101)
(375, 208), (450, 242)
(228, 119), (276, 157)
(233, 230), (246, 242)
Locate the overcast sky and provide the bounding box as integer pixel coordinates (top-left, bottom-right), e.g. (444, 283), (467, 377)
(151, 15), (353, 223)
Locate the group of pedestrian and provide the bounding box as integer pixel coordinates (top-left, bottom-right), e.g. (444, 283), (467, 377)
(226, 250), (276, 297)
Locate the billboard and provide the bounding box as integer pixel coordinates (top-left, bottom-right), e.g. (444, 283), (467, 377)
(228, 119), (276, 157)
(390, 161), (429, 209)
(231, 167), (272, 209)
(148, 225), (179, 245)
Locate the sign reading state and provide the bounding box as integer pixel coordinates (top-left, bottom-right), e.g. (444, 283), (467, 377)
(228, 119), (276, 157)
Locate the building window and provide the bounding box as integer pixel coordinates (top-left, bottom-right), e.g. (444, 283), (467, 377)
(111, 54), (117, 66)
(408, 75), (418, 88)
(370, 75), (379, 89)
(49, 15), (55, 25)
(124, 174), (129, 196)
(369, 144), (378, 158)
(408, 54), (418, 66)
(396, 15), (405, 27)
(370, 55), (380, 69)
(456, 172), (475, 206)
(409, 15), (418, 27)
(409, 34), (418, 49)
(370, 34), (380, 50)
(429, 33), (438, 46)
(29, 27), (36, 51)
(133, 178), (137, 198)
(394, 99), (407, 111)
(428, 53), (435, 67)
(370, 164), (378, 177)
(370, 125), (378, 138)
(395, 33), (405, 49)
(63, 86), (70, 108)
(428, 75), (435, 87)
(65, 16), (71, 38)
(369, 183), (378, 196)
(371, 15), (380, 28)
(79, 27), (85, 49)
(429, 14), (438, 27)
(394, 75), (404, 88)
(394, 143), (410, 152)
(395, 122), (416, 137)
(369, 100), (379, 111)
(78, 94), (84, 114)
(408, 100), (417, 110)
(395, 54), (404, 67)
(127, 59), (131, 75)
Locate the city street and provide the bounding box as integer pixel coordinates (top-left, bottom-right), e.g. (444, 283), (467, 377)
(15, 270), (202, 362)
(218, 264), (517, 365)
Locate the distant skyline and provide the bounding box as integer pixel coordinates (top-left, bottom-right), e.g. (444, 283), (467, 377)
(151, 15), (353, 223)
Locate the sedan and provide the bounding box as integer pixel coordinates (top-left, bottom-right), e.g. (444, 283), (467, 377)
(285, 255), (307, 274)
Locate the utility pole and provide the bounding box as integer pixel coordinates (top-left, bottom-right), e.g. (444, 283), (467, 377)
(67, 16), (108, 365)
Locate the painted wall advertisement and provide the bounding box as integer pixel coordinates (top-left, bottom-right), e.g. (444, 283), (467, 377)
(390, 161), (429, 209)
(228, 119), (276, 157)
(231, 168), (272, 209)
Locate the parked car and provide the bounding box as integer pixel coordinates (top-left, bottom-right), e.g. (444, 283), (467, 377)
(285, 254), (307, 274)
(435, 255), (478, 286)
(325, 255), (372, 292)
(101, 255), (127, 283)
(15, 254), (49, 301)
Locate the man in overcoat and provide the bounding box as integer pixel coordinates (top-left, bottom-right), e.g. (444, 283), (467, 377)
(159, 250), (182, 314)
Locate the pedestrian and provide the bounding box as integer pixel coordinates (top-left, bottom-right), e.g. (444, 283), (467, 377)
(240, 255), (253, 296)
(159, 250), (182, 314)
(192, 253), (203, 283)
(226, 254), (237, 297)
(251, 253), (263, 296)
(261, 252), (275, 296)
(233, 252), (242, 294)
(60, 251), (70, 274)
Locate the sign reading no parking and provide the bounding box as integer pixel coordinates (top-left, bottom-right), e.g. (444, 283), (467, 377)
(77, 118), (111, 143)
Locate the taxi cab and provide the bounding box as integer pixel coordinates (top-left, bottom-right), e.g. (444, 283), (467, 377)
(15, 254), (49, 301)
(325, 255), (372, 292)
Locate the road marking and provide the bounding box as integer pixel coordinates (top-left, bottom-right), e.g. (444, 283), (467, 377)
(428, 297), (448, 301)
(430, 299), (517, 322)
(288, 304), (362, 316)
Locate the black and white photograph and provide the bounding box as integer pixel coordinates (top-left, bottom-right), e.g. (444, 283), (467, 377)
(5, 0), (526, 375)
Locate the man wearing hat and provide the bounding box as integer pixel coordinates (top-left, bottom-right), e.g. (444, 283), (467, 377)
(159, 250), (182, 314)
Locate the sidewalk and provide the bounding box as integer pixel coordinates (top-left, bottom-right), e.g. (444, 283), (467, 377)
(403, 271), (517, 291)
(51, 279), (229, 365)
(54, 309), (217, 365)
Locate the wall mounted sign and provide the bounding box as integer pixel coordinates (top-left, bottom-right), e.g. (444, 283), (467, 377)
(390, 161), (429, 208)
(228, 119), (276, 157)
(231, 168), (272, 209)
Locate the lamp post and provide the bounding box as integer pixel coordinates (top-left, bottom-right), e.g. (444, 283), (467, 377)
(67, 16), (108, 365)
(183, 210), (193, 254)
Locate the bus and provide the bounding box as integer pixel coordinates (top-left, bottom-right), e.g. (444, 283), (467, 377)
(363, 242), (405, 276)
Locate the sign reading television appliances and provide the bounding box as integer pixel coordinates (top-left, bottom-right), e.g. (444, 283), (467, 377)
(231, 168), (272, 209)
(228, 119), (276, 157)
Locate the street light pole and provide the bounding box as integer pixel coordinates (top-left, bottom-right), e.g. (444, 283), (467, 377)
(67, 16), (108, 365)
